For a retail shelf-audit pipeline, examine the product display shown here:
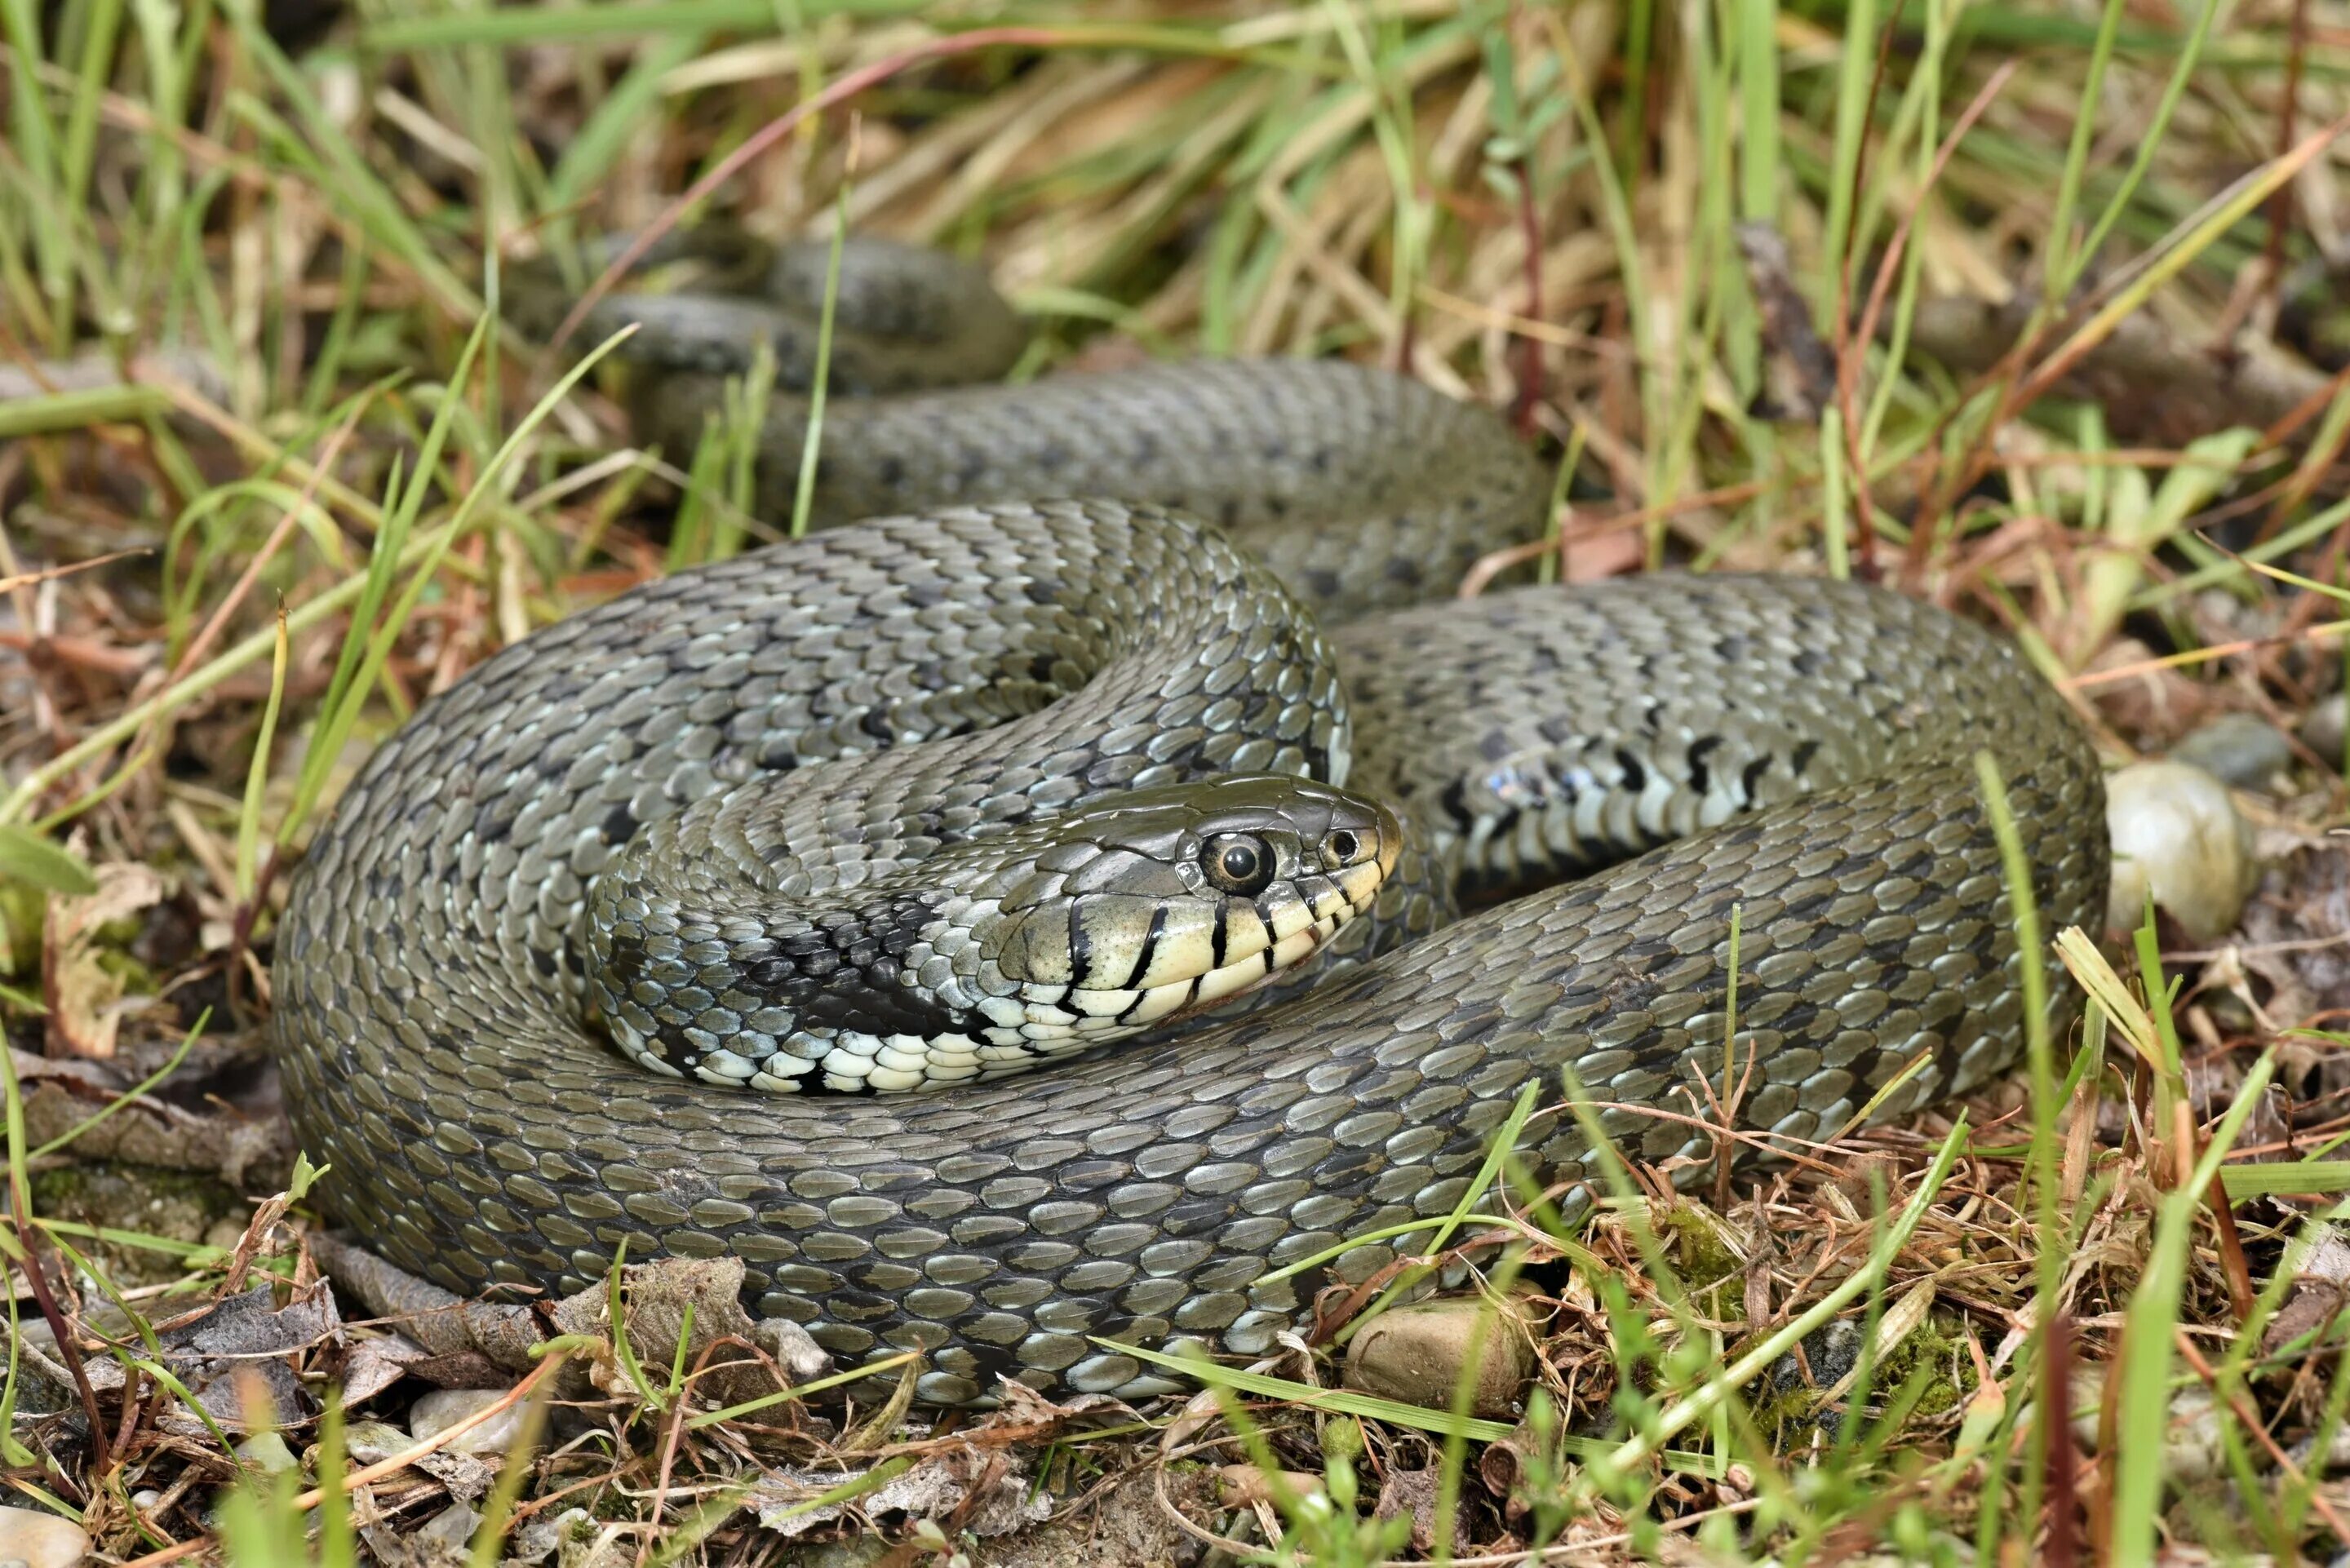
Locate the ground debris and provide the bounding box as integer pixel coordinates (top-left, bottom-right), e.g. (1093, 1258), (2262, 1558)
(752, 1444), (1050, 1539)
(15, 1043), (292, 1188)
(548, 1253), (829, 1407)
(2267, 1225), (2350, 1357)
(1376, 1466), (1471, 1557)
(94, 1279), (344, 1434)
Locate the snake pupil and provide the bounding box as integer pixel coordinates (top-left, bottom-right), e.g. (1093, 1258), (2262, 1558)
(1222, 845), (1257, 879)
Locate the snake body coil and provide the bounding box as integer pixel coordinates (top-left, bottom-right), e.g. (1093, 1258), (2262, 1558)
(272, 239), (2108, 1405)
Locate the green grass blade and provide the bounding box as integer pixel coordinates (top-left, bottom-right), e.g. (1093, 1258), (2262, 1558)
(2109, 1052), (2277, 1565)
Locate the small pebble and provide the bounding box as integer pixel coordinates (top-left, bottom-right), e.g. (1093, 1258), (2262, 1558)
(755, 1316), (832, 1384)
(1767, 1322), (1863, 1397)
(235, 1430), (298, 1473)
(2068, 1373), (2224, 1483)
(2168, 711), (2295, 790)
(1217, 1465), (1327, 1509)
(2104, 760), (2259, 942)
(343, 1420), (415, 1459)
(2304, 693), (2347, 768)
(0, 1505), (91, 1568)
(1343, 1296), (1535, 1419)
(510, 1506), (599, 1567)
(415, 1502), (481, 1548)
(409, 1389), (532, 1457)
(1756, 1322), (1869, 1442)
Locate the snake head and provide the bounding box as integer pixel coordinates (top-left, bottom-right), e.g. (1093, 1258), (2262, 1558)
(584, 773), (1400, 1096)
(963, 775), (1401, 1056)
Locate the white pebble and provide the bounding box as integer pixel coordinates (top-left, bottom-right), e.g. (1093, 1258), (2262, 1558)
(2105, 760), (2259, 943)
(0, 1506), (90, 1568)
(408, 1389), (534, 1457)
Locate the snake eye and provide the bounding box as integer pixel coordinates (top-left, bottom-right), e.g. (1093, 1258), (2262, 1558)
(1204, 834), (1274, 896)
(1320, 829), (1360, 867)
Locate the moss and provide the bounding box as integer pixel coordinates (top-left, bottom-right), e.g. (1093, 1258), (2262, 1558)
(1654, 1199), (1745, 1298)
(1886, 1315), (1969, 1420)
(29, 1160), (244, 1287)
(1744, 1311), (1975, 1448)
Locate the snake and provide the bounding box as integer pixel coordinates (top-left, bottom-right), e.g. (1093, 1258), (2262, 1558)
(271, 233), (2109, 1406)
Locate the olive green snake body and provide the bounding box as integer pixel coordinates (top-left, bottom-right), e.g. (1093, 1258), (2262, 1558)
(271, 237), (2108, 1404)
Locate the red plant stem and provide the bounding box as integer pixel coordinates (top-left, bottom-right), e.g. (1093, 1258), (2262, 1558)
(1511, 158), (1544, 435)
(1836, 59), (2017, 584)
(11, 1210), (108, 1480)
(2042, 1311), (2077, 1568)
(2262, 0), (2311, 308)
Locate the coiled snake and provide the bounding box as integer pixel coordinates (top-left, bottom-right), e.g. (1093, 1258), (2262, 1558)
(271, 235), (2108, 1405)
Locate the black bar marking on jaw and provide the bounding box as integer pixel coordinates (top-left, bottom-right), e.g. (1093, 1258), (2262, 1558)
(1120, 974), (1193, 1025)
(1066, 901), (1094, 988)
(1209, 903), (1230, 969)
(1123, 904), (1167, 992)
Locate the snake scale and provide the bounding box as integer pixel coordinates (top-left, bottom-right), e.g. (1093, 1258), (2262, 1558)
(272, 235), (2108, 1405)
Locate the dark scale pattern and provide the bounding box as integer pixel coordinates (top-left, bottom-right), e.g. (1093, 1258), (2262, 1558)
(273, 497), (2106, 1406)
(632, 357), (1554, 622)
(510, 233), (1027, 394)
(296, 241), (2104, 1406)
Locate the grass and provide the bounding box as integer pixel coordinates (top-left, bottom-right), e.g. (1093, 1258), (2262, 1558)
(6, 0), (2350, 1560)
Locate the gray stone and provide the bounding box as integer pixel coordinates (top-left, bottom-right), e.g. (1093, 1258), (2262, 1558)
(2105, 760), (2259, 941)
(2170, 711), (2294, 788)
(2305, 692), (2347, 768)
(234, 1430), (298, 1473)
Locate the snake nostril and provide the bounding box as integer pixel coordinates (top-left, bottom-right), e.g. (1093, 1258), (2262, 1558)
(1324, 829), (1359, 864)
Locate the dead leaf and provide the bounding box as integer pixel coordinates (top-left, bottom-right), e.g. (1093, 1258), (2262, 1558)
(146, 1282), (343, 1434)
(341, 1333), (430, 1407)
(2264, 1225), (2350, 1356)
(548, 1254), (811, 1407)
(16, 1069), (290, 1187)
(42, 860), (167, 1057)
(752, 1445), (1049, 1539)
